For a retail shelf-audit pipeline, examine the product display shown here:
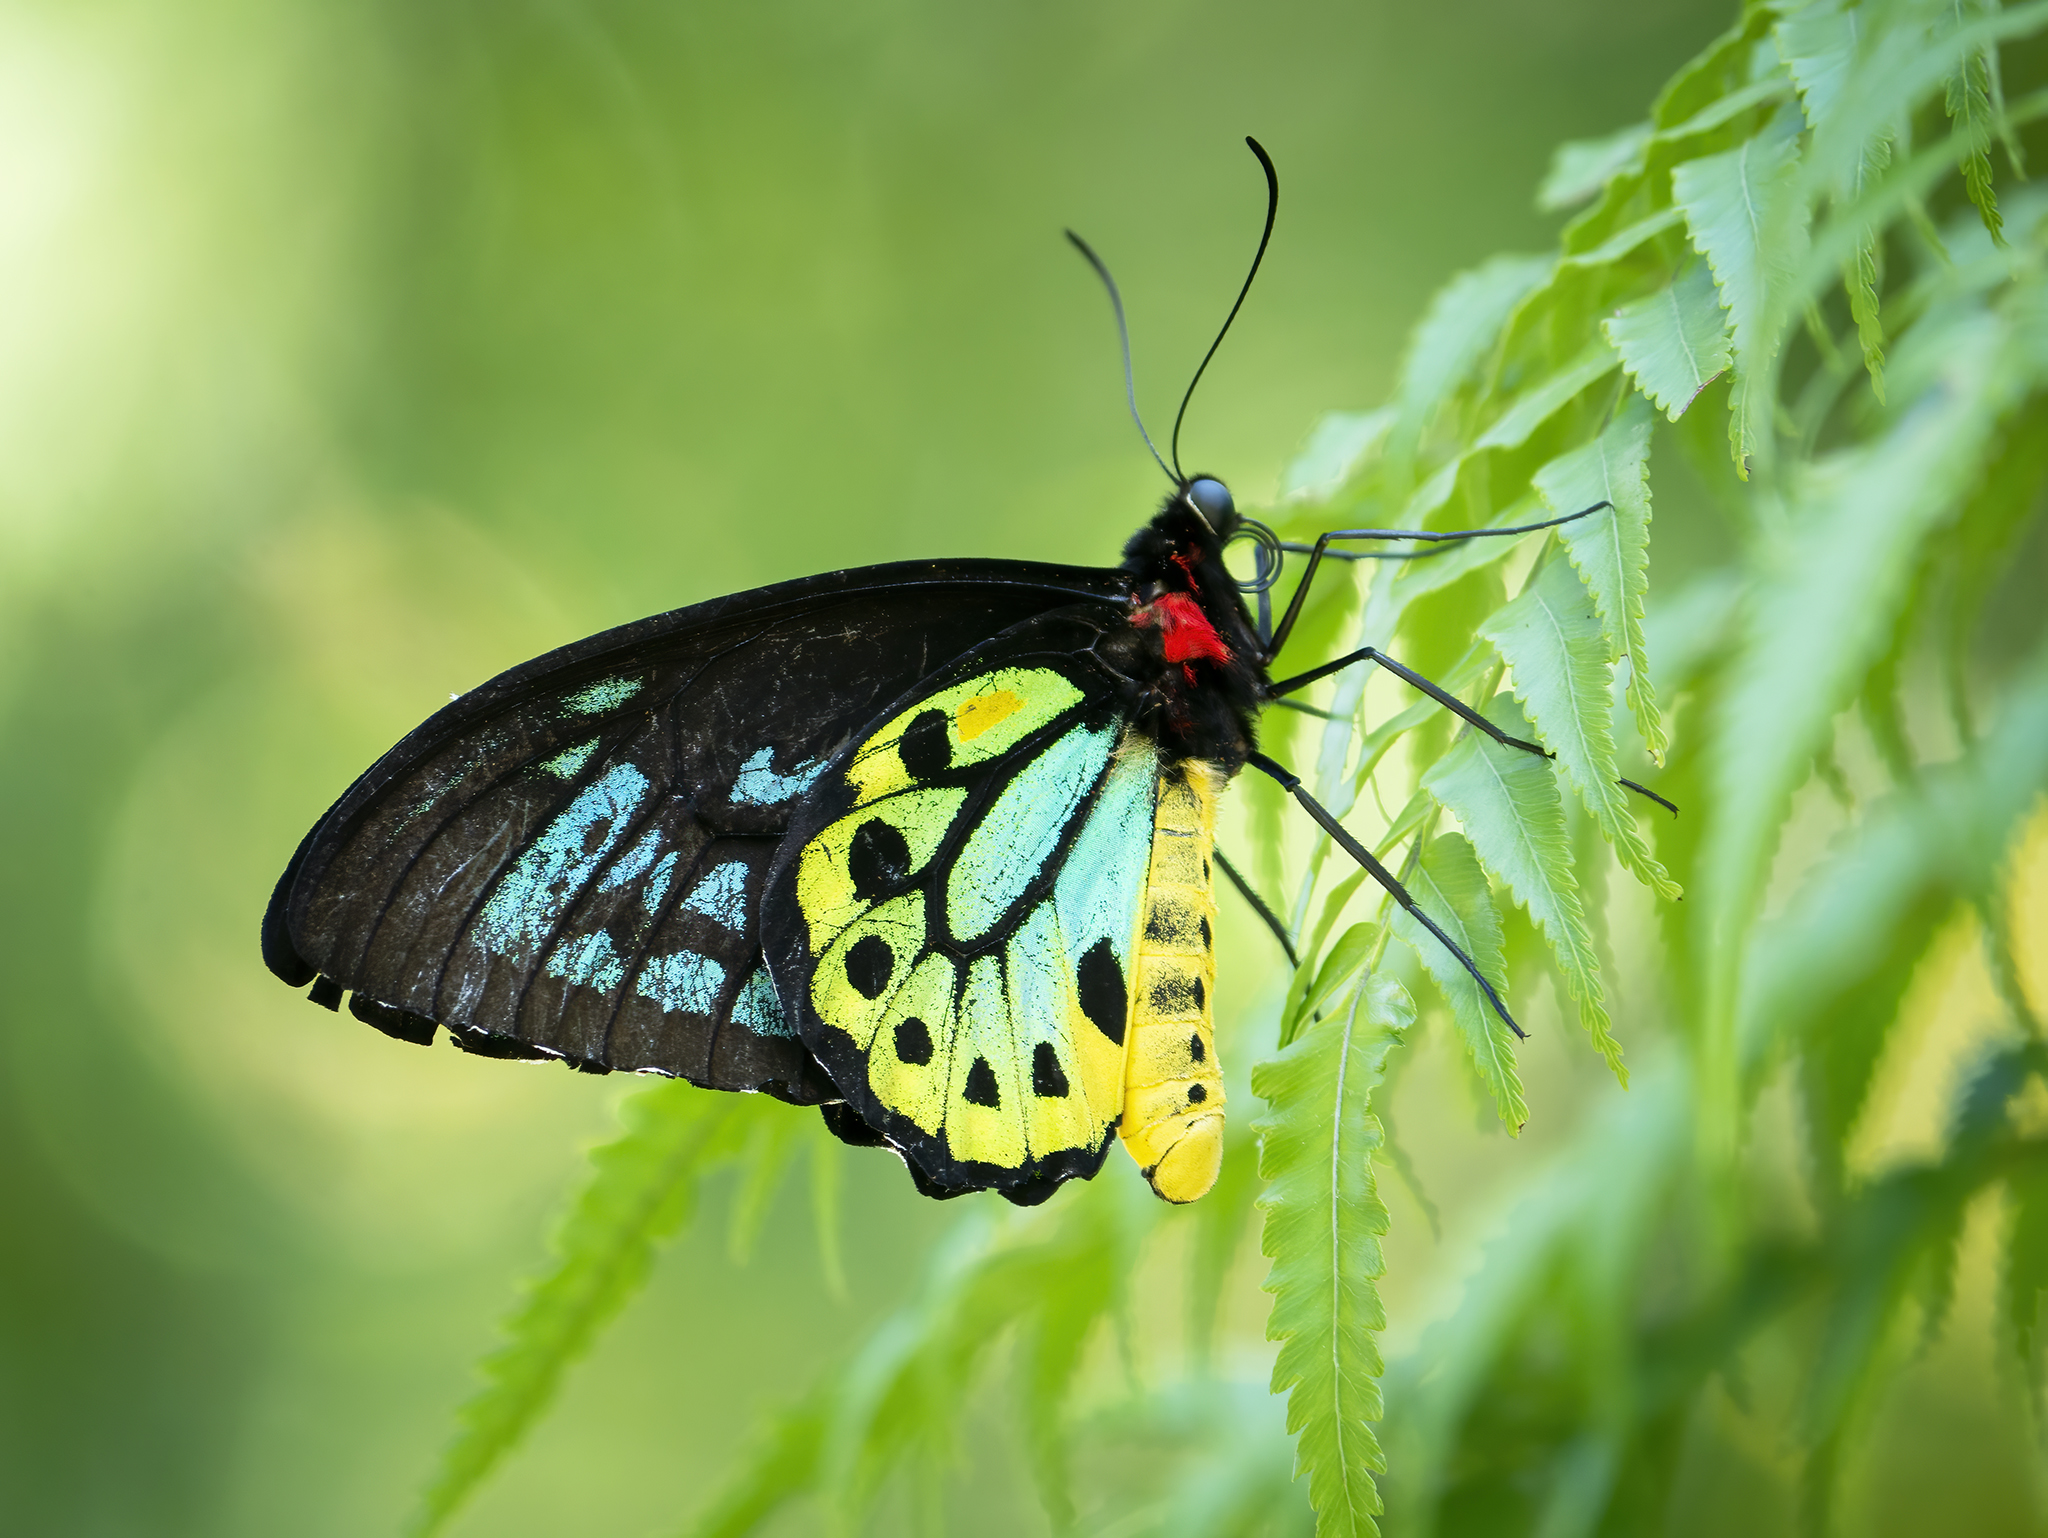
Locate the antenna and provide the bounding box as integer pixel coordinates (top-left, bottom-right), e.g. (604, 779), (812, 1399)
(1169, 136), (1279, 480)
(1065, 229), (1176, 486)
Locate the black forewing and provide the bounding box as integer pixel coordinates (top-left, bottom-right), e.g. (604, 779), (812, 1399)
(266, 559), (1128, 1101)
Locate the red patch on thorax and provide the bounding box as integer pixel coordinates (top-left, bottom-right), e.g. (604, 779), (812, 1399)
(1134, 554), (1234, 685)
(1150, 592), (1233, 666)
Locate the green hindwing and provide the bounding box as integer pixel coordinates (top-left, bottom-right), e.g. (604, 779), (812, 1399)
(762, 607), (1160, 1203)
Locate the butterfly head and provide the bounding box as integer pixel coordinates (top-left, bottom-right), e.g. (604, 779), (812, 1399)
(1138, 475), (1238, 559)
(1180, 476), (1238, 538)
(1123, 475), (1247, 606)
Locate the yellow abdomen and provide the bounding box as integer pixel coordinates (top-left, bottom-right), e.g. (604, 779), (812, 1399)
(1118, 761), (1225, 1203)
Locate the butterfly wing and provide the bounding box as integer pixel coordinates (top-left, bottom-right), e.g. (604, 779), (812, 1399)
(265, 560), (1126, 1101)
(764, 604), (1183, 1201)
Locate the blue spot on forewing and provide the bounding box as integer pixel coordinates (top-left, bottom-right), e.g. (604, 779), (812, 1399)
(565, 677), (644, 714)
(546, 931), (626, 992)
(679, 861), (749, 928)
(475, 764), (652, 956)
(732, 964), (792, 1037)
(542, 739), (599, 779)
(731, 746), (827, 807)
(600, 830), (663, 891)
(637, 950), (726, 1015)
(643, 852), (678, 914)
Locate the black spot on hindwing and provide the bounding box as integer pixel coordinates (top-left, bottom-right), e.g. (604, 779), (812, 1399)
(1077, 938), (1127, 1045)
(894, 1016), (934, 1066)
(845, 935), (894, 999)
(1189, 1032), (1205, 1063)
(849, 817), (912, 900)
(964, 1056), (1002, 1108)
(1032, 1041), (1069, 1098)
(1188, 1082), (1208, 1104)
(1199, 915), (1212, 948)
(899, 709), (951, 780)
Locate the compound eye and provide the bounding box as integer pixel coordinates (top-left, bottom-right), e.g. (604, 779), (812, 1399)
(1184, 477), (1235, 529)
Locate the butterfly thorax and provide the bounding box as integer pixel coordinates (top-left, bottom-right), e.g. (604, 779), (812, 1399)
(1111, 489), (1268, 771)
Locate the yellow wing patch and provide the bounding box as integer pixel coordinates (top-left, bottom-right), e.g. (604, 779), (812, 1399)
(845, 668), (1082, 807)
(957, 689), (1023, 741)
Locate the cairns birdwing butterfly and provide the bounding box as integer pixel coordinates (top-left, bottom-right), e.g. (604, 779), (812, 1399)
(264, 139), (1638, 1207)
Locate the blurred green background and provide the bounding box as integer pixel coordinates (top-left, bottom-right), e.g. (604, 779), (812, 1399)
(11, 0), (1984, 1533)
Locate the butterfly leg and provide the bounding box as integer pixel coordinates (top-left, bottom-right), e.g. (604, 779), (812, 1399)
(1261, 501), (1612, 662)
(1272, 646), (1547, 754)
(1267, 646), (1679, 817)
(1212, 846), (1299, 968)
(1245, 751), (1525, 1040)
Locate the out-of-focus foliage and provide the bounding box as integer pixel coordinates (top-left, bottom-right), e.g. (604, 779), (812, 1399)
(7, 1), (2048, 1536)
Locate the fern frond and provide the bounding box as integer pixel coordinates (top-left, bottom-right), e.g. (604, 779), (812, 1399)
(1942, 0), (2007, 243)
(1480, 555), (1678, 900)
(411, 1086), (758, 1537)
(1255, 972), (1410, 1538)
(1673, 122), (1809, 476)
(1602, 260), (1734, 422)
(1539, 396), (1670, 764)
(1422, 697), (1621, 1081)
(1387, 833), (1522, 1131)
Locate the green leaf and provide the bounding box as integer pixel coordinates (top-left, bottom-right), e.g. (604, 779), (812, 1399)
(1254, 973), (1411, 1538)
(1383, 496), (1547, 612)
(1534, 397), (1669, 762)
(1559, 206), (1684, 271)
(1983, 8), (2029, 179)
(1282, 409), (1394, 503)
(1471, 339), (1620, 452)
(1657, 73), (1799, 145)
(1942, 0), (2006, 245)
(1284, 919), (1378, 1047)
(1389, 833), (1524, 1132)
(1845, 228), (1888, 402)
(1673, 123), (1808, 475)
(1602, 259), (1733, 421)
(1774, 0), (1894, 404)
(1650, 8), (1773, 129)
(412, 1086), (750, 1538)
(1537, 122), (1651, 212)
(1480, 556), (1679, 900)
(1423, 697), (1621, 1081)
(1393, 255), (1553, 441)
(1776, 0), (1859, 131)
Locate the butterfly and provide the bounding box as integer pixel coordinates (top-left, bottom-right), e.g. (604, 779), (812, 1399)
(263, 139), (1625, 1207)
